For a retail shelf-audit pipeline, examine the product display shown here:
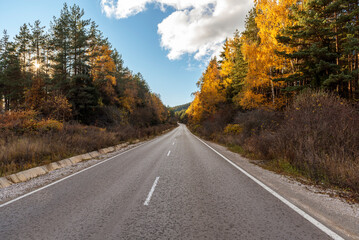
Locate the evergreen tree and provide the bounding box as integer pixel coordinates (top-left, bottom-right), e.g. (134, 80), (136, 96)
(50, 3), (71, 94)
(29, 20), (47, 69)
(68, 4), (90, 76)
(277, 0), (340, 91)
(0, 31), (25, 110)
(14, 24), (31, 73)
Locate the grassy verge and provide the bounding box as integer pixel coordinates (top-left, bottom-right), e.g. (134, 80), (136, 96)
(189, 91), (359, 202)
(0, 123), (176, 177)
(224, 140), (358, 203)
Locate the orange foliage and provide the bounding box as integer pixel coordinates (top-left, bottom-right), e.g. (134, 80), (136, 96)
(90, 45), (116, 86)
(237, 0), (297, 110)
(0, 110), (63, 133)
(187, 59), (226, 123)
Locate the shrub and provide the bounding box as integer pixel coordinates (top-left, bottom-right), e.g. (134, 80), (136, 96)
(0, 110), (39, 133)
(40, 94), (72, 121)
(0, 122), (175, 176)
(224, 124), (243, 135)
(273, 90), (359, 191)
(36, 119), (64, 132)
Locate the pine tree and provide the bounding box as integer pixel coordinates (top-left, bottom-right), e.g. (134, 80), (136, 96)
(69, 4), (90, 76)
(0, 31), (25, 110)
(50, 3), (71, 94)
(29, 20), (47, 70)
(277, 0), (340, 92)
(14, 24), (31, 73)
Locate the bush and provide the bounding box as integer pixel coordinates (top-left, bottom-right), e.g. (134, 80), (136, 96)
(36, 119), (64, 132)
(224, 124), (243, 135)
(273, 90), (359, 191)
(40, 94), (72, 121)
(0, 110), (39, 133)
(191, 90), (359, 195)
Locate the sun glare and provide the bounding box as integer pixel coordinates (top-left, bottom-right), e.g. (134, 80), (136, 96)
(34, 61), (40, 69)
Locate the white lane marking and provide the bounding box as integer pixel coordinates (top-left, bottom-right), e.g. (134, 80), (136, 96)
(192, 134), (344, 240)
(144, 177), (160, 206)
(172, 142), (175, 145)
(0, 130), (177, 208)
(167, 150), (171, 157)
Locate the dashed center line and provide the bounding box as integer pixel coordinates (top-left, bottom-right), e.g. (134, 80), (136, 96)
(167, 150), (171, 156)
(172, 142), (175, 145)
(144, 177), (160, 206)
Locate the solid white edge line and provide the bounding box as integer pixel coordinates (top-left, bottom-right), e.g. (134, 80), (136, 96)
(167, 150), (171, 157)
(0, 133), (168, 208)
(144, 177), (160, 206)
(191, 133), (344, 240)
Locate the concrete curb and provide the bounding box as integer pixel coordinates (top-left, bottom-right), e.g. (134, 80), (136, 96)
(0, 141), (134, 189)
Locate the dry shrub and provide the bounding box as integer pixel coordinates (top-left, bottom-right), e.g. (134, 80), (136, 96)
(224, 124), (243, 135)
(273, 90), (359, 191)
(234, 110), (282, 159)
(0, 122), (175, 176)
(0, 110), (39, 133)
(233, 110), (283, 140)
(37, 119), (64, 132)
(40, 94), (72, 121)
(0, 110), (64, 134)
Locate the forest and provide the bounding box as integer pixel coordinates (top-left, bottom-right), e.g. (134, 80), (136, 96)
(186, 0), (359, 198)
(0, 4), (174, 176)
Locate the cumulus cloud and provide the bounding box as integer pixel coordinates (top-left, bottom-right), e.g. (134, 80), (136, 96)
(101, 0), (253, 60)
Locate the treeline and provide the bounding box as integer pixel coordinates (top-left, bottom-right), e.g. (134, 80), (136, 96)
(186, 0), (359, 196)
(187, 0), (359, 121)
(0, 3), (168, 127)
(0, 4), (174, 177)
(169, 103), (190, 123)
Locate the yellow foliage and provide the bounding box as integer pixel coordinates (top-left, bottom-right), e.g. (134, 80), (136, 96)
(235, 89), (266, 109)
(187, 59), (226, 124)
(36, 119), (64, 132)
(186, 92), (204, 123)
(0, 110), (63, 133)
(236, 0), (297, 110)
(90, 45), (116, 86)
(220, 40), (236, 88)
(224, 124), (243, 135)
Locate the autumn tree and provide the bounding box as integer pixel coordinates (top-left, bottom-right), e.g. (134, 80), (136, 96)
(90, 44), (117, 105)
(187, 58), (225, 124)
(0, 3), (169, 128)
(238, 0), (296, 110)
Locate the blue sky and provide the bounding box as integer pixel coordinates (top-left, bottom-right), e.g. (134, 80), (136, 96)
(0, 0), (252, 106)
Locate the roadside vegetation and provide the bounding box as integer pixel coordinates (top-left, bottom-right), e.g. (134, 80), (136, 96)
(185, 0), (359, 199)
(0, 4), (176, 176)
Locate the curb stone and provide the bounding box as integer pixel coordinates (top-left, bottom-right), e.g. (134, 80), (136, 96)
(0, 177), (12, 188)
(0, 141), (134, 189)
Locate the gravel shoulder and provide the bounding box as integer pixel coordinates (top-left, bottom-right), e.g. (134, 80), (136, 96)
(204, 140), (359, 240)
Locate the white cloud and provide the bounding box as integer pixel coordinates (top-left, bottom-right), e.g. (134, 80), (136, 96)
(101, 0), (153, 19)
(101, 0), (253, 61)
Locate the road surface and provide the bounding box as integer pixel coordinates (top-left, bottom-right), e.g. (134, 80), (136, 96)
(0, 124), (341, 239)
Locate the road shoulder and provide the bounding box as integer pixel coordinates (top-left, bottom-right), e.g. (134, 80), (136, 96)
(200, 138), (359, 240)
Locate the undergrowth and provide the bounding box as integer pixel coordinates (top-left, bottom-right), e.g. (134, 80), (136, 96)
(0, 115), (175, 177)
(189, 90), (359, 200)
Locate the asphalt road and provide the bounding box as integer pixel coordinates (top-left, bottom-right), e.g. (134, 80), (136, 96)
(0, 124), (340, 239)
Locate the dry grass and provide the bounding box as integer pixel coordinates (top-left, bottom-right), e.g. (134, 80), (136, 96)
(271, 91), (359, 193)
(190, 90), (359, 197)
(0, 123), (175, 176)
